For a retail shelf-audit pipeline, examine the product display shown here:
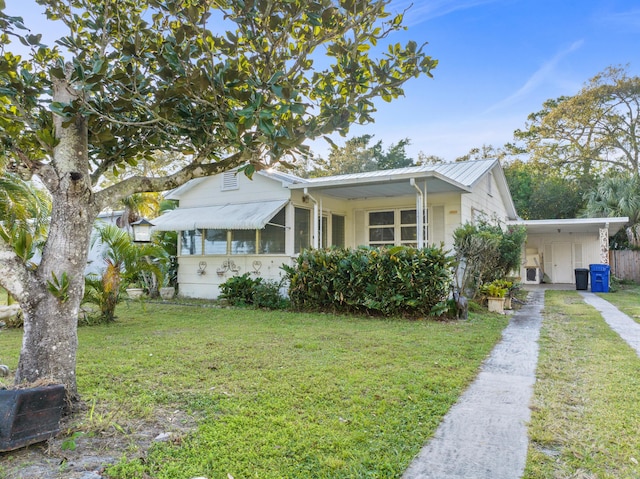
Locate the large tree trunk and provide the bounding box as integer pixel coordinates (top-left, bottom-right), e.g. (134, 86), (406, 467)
(14, 72), (97, 405)
(14, 199), (95, 403)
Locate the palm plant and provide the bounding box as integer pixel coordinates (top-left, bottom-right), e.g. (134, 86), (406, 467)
(583, 174), (640, 244)
(0, 173), (51, 264)
(0, 174), (51, 307)
(84, 223), (165, 322)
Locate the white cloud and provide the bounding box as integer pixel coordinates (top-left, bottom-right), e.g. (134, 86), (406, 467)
(599, 8), (640, 30)
(390, 0), (505, 26)
(485, 40), (584, 113)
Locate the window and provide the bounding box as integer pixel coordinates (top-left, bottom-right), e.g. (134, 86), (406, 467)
(400, 209), (417, 246)
(181, 208), (286, 256)
(181, 230), (202, 255)
(260, 208), (286, 254)
(369, 211), (395, 247)
(332, 214), (345, 248)
(295, 207), (311, 253)
(231, 230), (256, 254)
(368, 209), (417, 247)
(204, 229), (227, 255)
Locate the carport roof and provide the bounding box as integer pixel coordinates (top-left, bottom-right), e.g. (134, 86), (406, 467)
(507, 217), (629, 234)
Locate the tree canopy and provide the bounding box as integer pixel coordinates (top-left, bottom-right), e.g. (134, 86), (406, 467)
(309, 134), (414, 176)
(0, 0), (436, 399)
(513, 66), (640, 178)
(503, 159), (586, 220)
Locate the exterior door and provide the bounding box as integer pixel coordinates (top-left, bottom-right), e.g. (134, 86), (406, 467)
(552, 242), (574, 283)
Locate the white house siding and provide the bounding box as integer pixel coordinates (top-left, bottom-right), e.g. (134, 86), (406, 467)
(460, 172), (510, 226)
(175, 172), (290, 207)
(177, 254), (293, 299)
(519, 233), (602, 284)
(171, 174), (294, 298)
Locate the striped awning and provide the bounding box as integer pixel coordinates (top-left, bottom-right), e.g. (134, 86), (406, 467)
(151, 199), (288, 231)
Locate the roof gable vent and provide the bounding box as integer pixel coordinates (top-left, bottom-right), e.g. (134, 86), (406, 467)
(221, 171), (239, 191)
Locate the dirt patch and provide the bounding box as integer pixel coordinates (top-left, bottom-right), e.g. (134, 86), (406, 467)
(0, 407), (197, 479)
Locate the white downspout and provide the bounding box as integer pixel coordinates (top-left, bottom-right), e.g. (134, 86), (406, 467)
(303, 187), (319, 249)
(423, 179), (428, 246)
(410, 178), (424, 248)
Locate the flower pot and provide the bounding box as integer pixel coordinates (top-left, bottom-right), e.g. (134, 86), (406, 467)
(126, 288), (144, 299)
(159, 287), (175, 300)
(0, 384), (66, 452)
(504, 296), (512, 310)
(487, 297), (505, 314)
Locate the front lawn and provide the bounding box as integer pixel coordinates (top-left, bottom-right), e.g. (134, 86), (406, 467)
(598, 282), (640, 323)
(0, 302), (507, 478)
(524, 290), (640, 478)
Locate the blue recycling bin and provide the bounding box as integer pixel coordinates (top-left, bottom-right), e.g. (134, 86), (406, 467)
(589, 264), (610, 293)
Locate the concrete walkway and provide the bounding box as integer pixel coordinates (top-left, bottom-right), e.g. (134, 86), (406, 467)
(580, 292), (640, 356)
(403, 290), (544, 479)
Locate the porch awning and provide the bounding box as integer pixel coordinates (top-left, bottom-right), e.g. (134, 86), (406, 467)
(151, 199), (288, 231)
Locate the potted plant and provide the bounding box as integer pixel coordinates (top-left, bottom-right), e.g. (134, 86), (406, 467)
(125, 282), (145, 299)
(481, 280), (510, 313)
(159, 283), (175, 300)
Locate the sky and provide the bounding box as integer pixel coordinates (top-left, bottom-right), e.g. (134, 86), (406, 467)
(7, 0), (640, 162)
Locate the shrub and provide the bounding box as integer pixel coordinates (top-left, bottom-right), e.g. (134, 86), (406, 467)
(282, 245), (455, 317)
(252, 280), (290, 310)
(219, 273), (288, 309)
(453, 220), (526, 296)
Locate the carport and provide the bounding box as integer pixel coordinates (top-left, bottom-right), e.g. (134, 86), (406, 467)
(507, 217), (628, 284)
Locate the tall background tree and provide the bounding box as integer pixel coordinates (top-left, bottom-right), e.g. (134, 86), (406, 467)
(0, 0), (436, 401)
(504, 65), (640, 223)
(502, 159), (585, 220)
(513, 65), (640, 178)
(310, 134), (414, 176)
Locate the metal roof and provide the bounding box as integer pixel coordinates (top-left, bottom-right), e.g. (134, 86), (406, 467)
(507, 217), (629, 234)
(287, 159), (499, 199)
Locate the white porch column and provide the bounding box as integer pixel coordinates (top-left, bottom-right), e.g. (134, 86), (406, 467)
(304, 188), (319, 249)
(410, 179), (427, 248)
(600, 226), (609, 264)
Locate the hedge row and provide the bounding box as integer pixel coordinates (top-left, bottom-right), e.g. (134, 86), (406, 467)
(282, 246), (455, 317)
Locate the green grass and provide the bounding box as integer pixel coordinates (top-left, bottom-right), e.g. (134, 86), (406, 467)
(524, 290), (640, 478)
(598, 282), (640, 323)
(0, 302), (508, 479)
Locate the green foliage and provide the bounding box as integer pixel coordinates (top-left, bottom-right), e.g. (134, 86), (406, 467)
(584, 173), (640, 223)
(479, 279), (512, 298)
(0, 173), (51, 266)
(503, 159), (587, 220)
(0, 1), (436, 178)
(219, 273), (288, 309)
(310, 135), (414, 176)
(219, 273), (261, 306)
(282, 246), (454, 317)
(453, 220), (526, 296)
(513, 65), (640, 178)
(82, 224), (165, 323)
(46, 271), (70, 303)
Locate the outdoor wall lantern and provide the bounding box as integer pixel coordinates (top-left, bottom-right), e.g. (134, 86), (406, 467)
(131, 218), (154, 243)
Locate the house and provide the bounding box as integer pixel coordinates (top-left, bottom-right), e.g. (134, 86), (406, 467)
(150, 159), (627, 298)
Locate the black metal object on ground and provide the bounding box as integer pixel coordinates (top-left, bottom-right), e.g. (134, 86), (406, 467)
(0, 384), (66, 452)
